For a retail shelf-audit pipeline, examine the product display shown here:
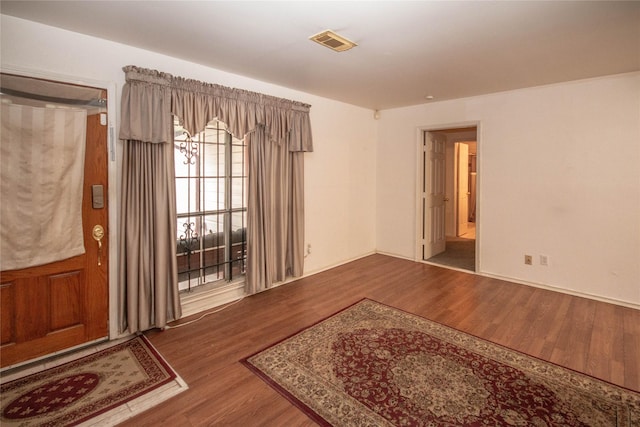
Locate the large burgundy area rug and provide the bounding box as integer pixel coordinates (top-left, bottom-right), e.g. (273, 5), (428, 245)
(242, 299), (640, 426)
(1, 336), (179, 426)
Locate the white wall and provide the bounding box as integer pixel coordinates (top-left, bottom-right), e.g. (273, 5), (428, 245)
(0, 15), (377, 282)
(377, 72), (640, 306)
(3, 15), (638, 309)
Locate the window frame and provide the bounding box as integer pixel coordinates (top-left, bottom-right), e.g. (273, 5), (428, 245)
(174, 118), (247, 292)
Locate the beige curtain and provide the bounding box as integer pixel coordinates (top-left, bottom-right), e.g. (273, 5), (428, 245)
(170, 76), (313, 151)
(121, 66), (312, 151)
(119, 66), (313, 331)
(1, 104), (87, 271)
(118, 68), (180, 334)
(246, 126), (305, 293)
(118, 140), (180, 333)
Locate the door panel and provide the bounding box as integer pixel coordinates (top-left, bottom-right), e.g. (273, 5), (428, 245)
(0, 283), (16, 345)
(423, 132), (447, 259)
(50, 271), (83, 330)
(0, 113), (108, 368)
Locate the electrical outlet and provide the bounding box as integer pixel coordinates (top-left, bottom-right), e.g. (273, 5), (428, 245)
(540, 255), (548, 266)
(524, 255), (533, 265)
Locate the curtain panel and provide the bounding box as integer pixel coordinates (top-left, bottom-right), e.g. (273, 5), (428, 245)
(118, 140), (180, 333)
(119, 66), (313, 332)
(245, 127), (305, 294)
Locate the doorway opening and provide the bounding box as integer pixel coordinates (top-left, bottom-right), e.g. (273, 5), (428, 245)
(420, 126), (477, 272)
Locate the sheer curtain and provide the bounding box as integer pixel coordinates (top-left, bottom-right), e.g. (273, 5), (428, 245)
(118, 66), (313, 332)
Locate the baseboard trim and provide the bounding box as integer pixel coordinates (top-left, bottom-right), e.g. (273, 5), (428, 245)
(301, 251), (378, 278)
(376, 251), (639, 311)
(375, 250), (415, 262)
(478, 271), (640, 311)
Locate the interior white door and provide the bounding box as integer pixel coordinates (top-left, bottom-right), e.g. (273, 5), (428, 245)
(457, 143), (469, 236)
(423, 132), (447, 259)
(444, 143), (455, 237)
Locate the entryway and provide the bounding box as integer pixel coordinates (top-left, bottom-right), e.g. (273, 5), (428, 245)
(0, 73), (111, 368)
(419, 126), (478, 272)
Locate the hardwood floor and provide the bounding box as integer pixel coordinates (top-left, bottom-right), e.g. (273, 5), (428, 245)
(120, 254), (640, 426)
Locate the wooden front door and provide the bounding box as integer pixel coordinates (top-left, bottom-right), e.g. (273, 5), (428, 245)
(0, 112), (109, 368)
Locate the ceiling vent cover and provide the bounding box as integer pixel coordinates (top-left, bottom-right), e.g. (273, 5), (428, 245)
(310, 30), (357, 52)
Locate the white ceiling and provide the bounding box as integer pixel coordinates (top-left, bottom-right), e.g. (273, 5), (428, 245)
(2, 1), (639, 110)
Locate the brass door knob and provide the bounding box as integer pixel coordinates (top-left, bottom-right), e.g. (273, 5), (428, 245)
(92, 225), (104, 266)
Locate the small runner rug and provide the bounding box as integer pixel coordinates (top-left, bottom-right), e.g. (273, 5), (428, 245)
(1, 336), (179, 426)
(242, 299), (640, 426)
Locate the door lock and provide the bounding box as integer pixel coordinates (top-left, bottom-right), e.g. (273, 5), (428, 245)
(92, 225), (105, 266)
(91, 185), (104, 209)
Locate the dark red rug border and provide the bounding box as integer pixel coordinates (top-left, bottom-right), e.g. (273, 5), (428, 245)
(1, 335), (179, 426)
(240, 357), (332, 427)
(241, 297), (640, 426)
(240, 299), (367, 426)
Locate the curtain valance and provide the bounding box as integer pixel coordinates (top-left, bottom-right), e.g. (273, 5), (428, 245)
(119, 65), (313, 152)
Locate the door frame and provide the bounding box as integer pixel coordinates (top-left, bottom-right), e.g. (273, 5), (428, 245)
(415, 121), (482, 272)
(2, 64), (121, 341)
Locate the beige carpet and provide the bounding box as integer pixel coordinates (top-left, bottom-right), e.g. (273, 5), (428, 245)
(243, 299), (640, 426)
(427, 238), (476, 271)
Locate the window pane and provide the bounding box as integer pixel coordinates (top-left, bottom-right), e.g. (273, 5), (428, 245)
(204, 263), (224, 283)
(231, 144), (245, 177)
(177, 217), (199, 245)
(175, 177), (198, 215)
(203, 178), (224, 211)
(203, 214), (224, 241)
(231, 177), (246, 209)
(175, 143), (199, 173)
(174, 151), (197, 177)
(203, 213), (225, 282)
(202, 143), (225, 177)
(231, 211), (246, 232)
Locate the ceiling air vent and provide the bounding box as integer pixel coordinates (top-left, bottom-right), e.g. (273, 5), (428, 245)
(310, 30), (357, 52)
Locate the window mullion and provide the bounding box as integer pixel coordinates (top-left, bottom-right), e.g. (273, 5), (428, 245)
(197, 131), (205, 286)
(224, 131), (232, 280)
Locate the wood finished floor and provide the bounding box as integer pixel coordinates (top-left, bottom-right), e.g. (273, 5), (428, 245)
(120, 254), (640, 426)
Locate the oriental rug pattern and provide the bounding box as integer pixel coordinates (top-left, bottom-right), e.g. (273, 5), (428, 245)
(1, 336), (180, 426)
(242, 299), (640, 426)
